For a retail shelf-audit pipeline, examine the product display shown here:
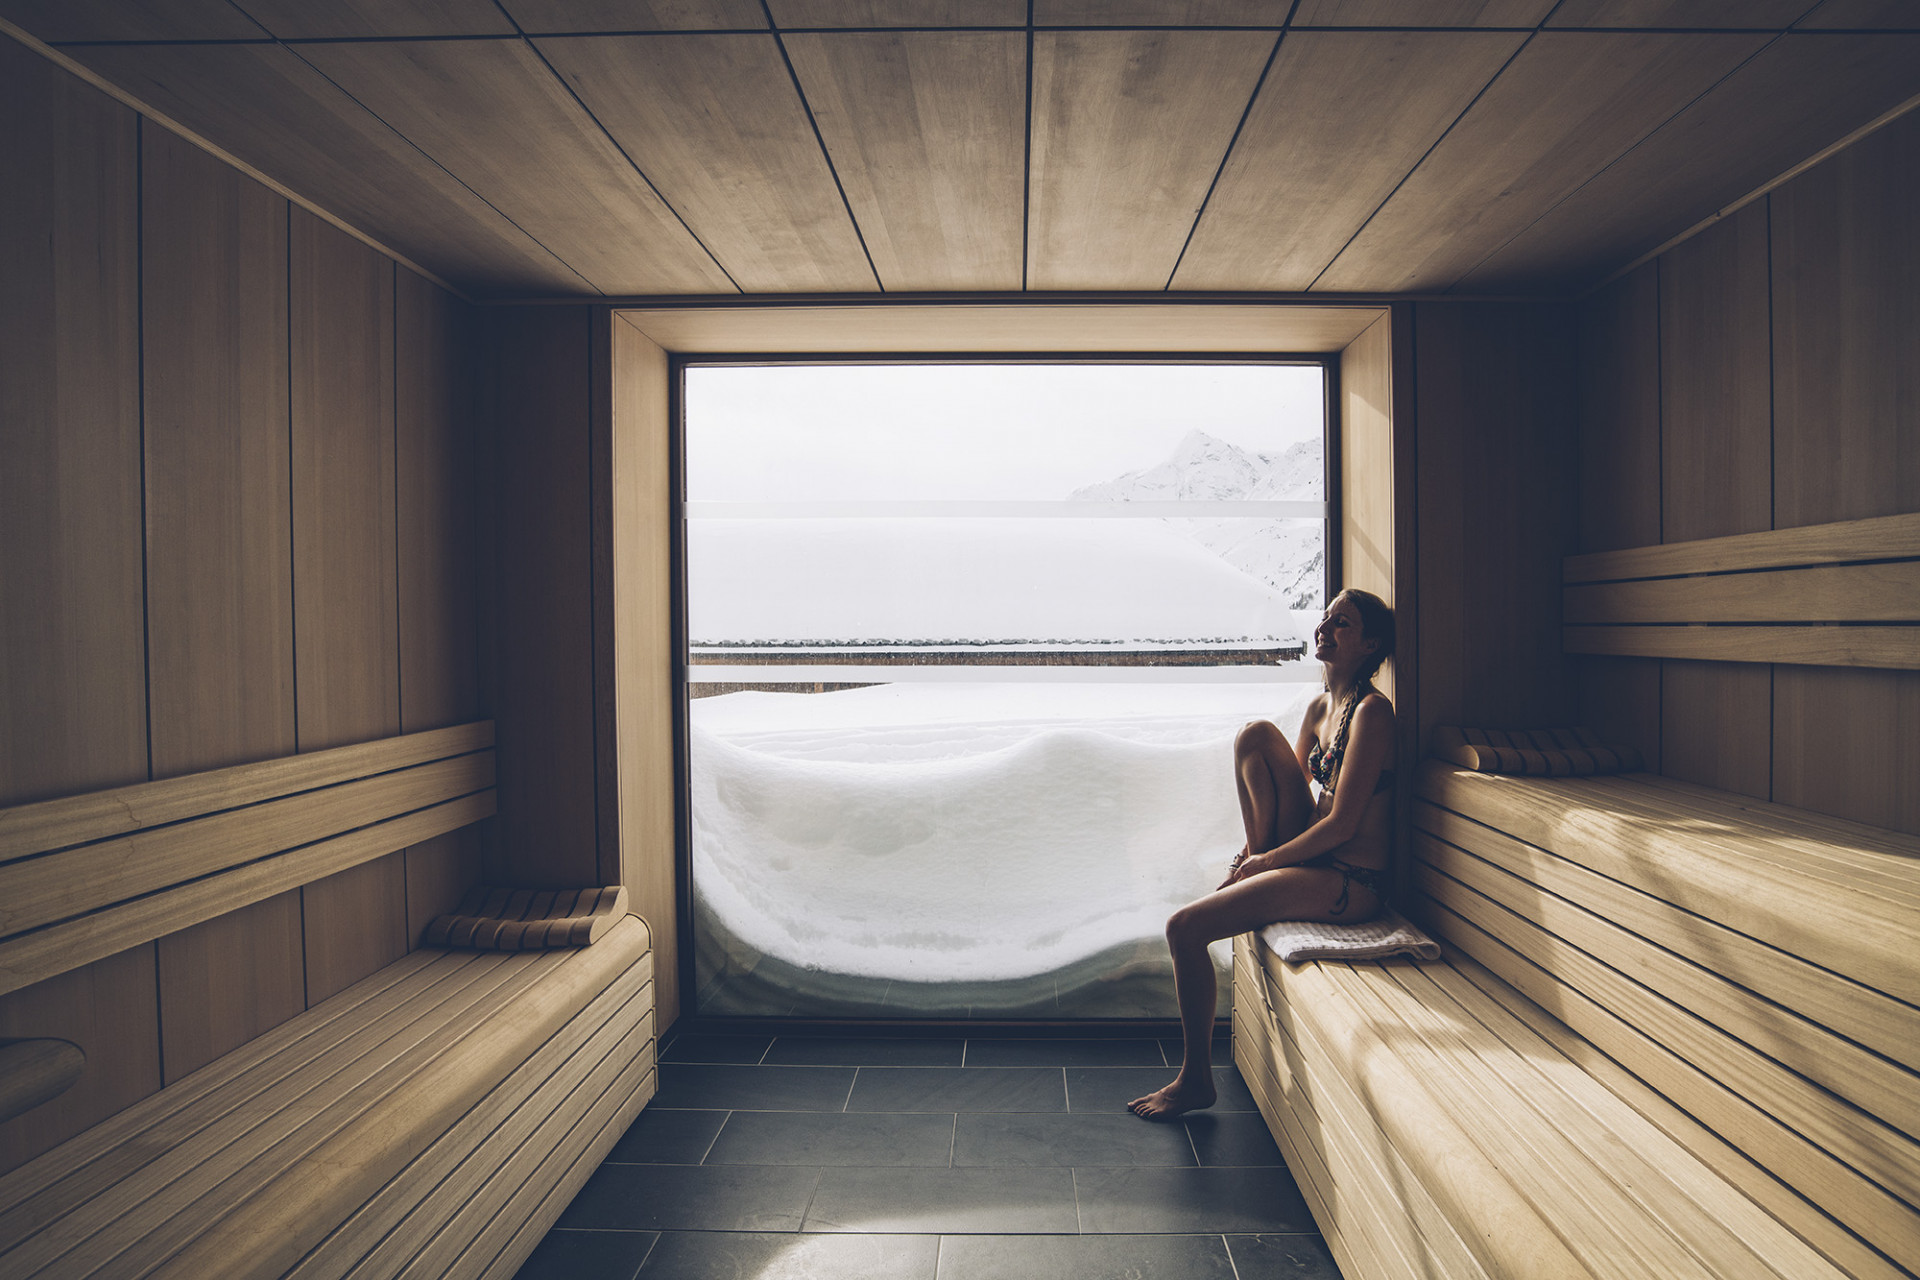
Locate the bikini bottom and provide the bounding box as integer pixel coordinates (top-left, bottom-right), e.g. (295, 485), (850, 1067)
(1305, 854), (1388, 917)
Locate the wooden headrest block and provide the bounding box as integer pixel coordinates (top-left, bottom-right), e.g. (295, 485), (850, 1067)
(1431, 726), (1644, 776)
(0, 1037), (85, 1125)
(424, 884), (629, 950)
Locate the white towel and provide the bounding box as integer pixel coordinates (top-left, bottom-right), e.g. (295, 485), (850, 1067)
(1258, 909), (1442, 963)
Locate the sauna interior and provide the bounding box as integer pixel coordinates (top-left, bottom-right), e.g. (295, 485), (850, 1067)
(1, 2), (1916, 1277)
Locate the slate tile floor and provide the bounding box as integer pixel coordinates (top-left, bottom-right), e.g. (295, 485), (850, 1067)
(516, 1031), (1342, 1279)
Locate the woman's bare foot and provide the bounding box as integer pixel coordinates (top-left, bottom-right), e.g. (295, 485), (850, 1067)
(1127, 1075), (1216, 1120)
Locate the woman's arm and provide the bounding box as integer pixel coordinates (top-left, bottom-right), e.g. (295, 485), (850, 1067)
(1236, 695), (1393, 877)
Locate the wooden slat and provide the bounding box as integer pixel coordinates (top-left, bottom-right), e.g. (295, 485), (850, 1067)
(0, 0), (266, 40)
(1027, 30), (1275, 289)
(143, 917), (649, 1280)
(291, 209), (401, 754)
(770, 0), (1024, 24)
(1458, 34), (1920, 294)
(1416, 762), (1920, 1004)
(68, 41), (587, 297)
(1625, 768), (1920, 859)
(1415, 800), (1919, 1072)
(1414, 827), (1920, 1138)
(537, 33), (874, 293)
(1567, 512), (1920, 583)
(395, 273), (481, 733)
(1036, 0), (1285, 22)
(783, 31), (1025, 291)
(1316, 32), (1766, 292)
(0, 721), (492, 865)
(0, 790), (492, 1002)
(294, 970), (651, 1277)
(1566, 561), (1920, 624)
(1420, 885), (1920, 1272)
(140, 122), (296, 781)
(295, 38), (733, 295)
(1660, 201), (1774, 543)
(0, 39), (146, 811)
(1290, 0), (1555, 23)
(1446, 949), (1908, 1280)
(1772, 106), (1920, 529)
(238, 0), (514, 38)
(616, 302), (1386, 353)
(1174, 31), (1524, 291)
(0, 751), (495, 940)
(1566, 623), (1920, 668)
(1547, 0), (1814, 26)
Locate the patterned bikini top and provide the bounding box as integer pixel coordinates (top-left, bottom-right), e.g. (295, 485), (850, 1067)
(1308, 685), (1395, 797)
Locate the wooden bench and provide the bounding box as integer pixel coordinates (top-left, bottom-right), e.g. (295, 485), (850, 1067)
(1233, 761), (1918, 1280)
(0, 722), (660, 1279)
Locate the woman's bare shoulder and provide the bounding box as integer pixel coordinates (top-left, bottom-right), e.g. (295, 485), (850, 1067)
(1355, 691), (1396, 725)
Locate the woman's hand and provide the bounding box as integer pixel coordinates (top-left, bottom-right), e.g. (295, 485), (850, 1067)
(1219, 849), (1276, 889)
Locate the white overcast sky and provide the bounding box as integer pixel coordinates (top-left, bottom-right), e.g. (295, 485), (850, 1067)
(685, 363), (1325, 502)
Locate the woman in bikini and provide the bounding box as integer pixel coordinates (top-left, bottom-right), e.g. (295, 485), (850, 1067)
(1130, 588), (1396, 1120)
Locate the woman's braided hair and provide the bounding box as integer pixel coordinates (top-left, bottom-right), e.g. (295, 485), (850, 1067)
(1322, 589), (1396, 779)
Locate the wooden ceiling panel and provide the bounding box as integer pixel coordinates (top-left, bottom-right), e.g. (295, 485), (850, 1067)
(297, 39), (734, 294)
(0, 0), (265, 41)
(536, 34), (875, 292)
(1028, 30), (1276, 289)
(234, 0), (512, 38)
(1034, 1), (1286, 23)
(768, 0), (1026, 26)
(1174, 30), (1524, 290)
(619, 301), (1387, 352)
(1546, 0), (1814, 26)
(785, 32), (1025, 290)
(1457, 34), (1920, 292)
(1797, 0), (1920, 27)
(67, 41), (588, 296)
(1315, 31), (1768, 292)
(501, 0), (767, 29)
(1290, 0), (1555, 26)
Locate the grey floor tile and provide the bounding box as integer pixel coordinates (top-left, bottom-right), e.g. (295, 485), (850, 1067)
(768, 1036), (966, 1067)
(951, 1112), (1195, 1168)
(847, 1066), (1066, 1114)
(652, 1063), (856, 1111)
(660, 1033), (773, 1064)
(805, 1167), (1080, 1234)
(706, 1110), (956, 1167)
(1226, 1232), (1345, 1278)
(936, 1233), (1239, 1279)
(1182, 1111), (1285, 1166)
(1074, 1167), (1315, 1234)
(1064, 1067), (1255, 1114)
(557, 1163), (823, 1232)
(637, 1231), (940, 1279)
(512, 1228), (658, 1280)
(605, 1108), (729, 1164)
(963, 1038), (1164, 1067)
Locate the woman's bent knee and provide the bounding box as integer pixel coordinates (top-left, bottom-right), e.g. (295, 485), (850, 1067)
(1236, 720), (1285, 754)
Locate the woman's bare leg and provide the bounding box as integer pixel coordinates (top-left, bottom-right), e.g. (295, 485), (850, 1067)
(1233, 720), (1315, 868)
(1129, 865), (1375, 1119)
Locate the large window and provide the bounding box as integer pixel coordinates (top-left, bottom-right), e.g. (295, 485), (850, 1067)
(683, 361), (1329, 1018)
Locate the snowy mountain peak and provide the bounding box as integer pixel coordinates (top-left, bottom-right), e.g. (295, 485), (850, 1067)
(1070, 430), (1320, 503)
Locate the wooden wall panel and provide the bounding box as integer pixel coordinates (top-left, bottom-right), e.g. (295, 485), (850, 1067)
(1658, 201), (1772, 544)
(0, 946), (160, 1178)
(1659, 660), (1770, 799)
(397, 268), (480, 732)
(141, 124), (296, 779)
(1771, 107), (1920, 529)
(404, 825), (486, 946)
(291, 207), (400, 754)
(608, 314), (680, 1031)
(156, 891), (306, 1083)
(1340, 313), (1395, 610)
(488, 307), (600, 888)
(1774, 667), (1920, 836)
(1571, 655), (1660, 772)
(1415, 302), (1577, 749)
(301, 852), (409, 1003)
(1577, 263), (1661, 553)
(0, 40), (146, 807)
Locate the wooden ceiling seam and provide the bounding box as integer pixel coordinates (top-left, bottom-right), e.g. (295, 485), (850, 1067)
(1444, 22), (1798, 294)
(1158, 1), (1296, 291)
(1300, 20), (1544, 292)
(490, 6), (745, 294)
(757, 0), (885, 291)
